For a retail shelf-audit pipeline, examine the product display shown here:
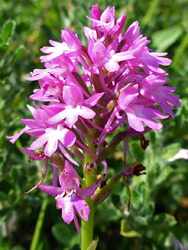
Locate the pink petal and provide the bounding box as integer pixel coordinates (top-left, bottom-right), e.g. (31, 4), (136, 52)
(84, 92), (104, 107)
(77, 106), (96, 119)
(20, 147), (45, 161)
(59, 129), (76, 148)
(77, 184), (99, 197)
(28, 133), (48, 150)
(63, 84), (83, 106)
(58, 143), (79, 166)
(73, 210), (80, 233)
(44, 133), (58, 157)
(56, 195), (74, 224)
(7, 126), (30, 144)
(126, 108), (145, 132)
(37, 184), (63, 197)
(59, 161), (80, 189)
(71, 195), (90, 221)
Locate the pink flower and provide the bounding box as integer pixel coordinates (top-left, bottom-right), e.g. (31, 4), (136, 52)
(25, 55), (76, 82)
(27, 124), (76, 157)
(117, 85), (169, 132)
(88, 5), (126, 36)
(48, 83), (103, 128)
(140, 75), (181, 116)
(37, 161), (98, 232)
(88, 38), (134, 72)
(8, 105), (77, 162)
(30, 75), (64, 102)
(40, 28), (82, 63)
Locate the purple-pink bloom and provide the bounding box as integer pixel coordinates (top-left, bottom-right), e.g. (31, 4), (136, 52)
(48, 83), (103, 128)
(117, 85), (169, 132)
(40, 28), (82, 63)
(140, 75), (181, 116)
(7, 104), (77, 162)
(88, 5), (126, 36)
(25, 55), (76, 82)
(37, 161), (98, 232)
(27, 123), (76, 157)
(88, 38), (134, 73)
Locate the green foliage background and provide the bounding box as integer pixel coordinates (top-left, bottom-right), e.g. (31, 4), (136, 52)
(0, 0), (188, 249)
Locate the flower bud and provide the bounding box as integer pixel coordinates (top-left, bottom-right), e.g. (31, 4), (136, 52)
(107, 100), (117, 112)
(50, 153), (65, 170)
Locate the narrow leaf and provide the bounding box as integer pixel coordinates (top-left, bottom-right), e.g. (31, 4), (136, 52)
(1, 20), (16, 44)
(87, 237), (99, 250)
(152, 27), (182, 52)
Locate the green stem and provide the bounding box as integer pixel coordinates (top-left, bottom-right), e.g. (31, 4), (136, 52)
(30, 198), (48, 250)
(81, 137), (96, 250)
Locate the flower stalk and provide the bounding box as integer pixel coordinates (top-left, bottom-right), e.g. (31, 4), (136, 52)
(81, 135), (97, 250)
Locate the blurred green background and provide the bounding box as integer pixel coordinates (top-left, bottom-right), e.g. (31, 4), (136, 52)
(0, 0), (188, 249)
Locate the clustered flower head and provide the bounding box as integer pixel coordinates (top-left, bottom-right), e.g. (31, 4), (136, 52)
(7, 5), (180, 231)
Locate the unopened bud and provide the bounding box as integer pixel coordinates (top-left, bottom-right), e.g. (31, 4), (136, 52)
(96, 174), (106, 182)
(50, 153), (65, 170)
(116, 83), (132, 98)
(107, 100), (117, 112)
(84, 163), (93, 174)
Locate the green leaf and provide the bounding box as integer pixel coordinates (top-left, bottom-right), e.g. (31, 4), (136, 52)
(11, 166), (19, 182)
(152, 27), (183, 52)
(0, 208), (13, 225)
(151, 213), (177, 229)
(155, 165), (173, 186)
(131, 189), (140, 203)
(134, 215), (148, 226)
(12, 246), (26, 250)
(52, 223), (73, 246)
(12, 46), (25, 63)
(87, 237), (98, 250)
(0, 192), (7, 201)
(99, 206), (122, 222)
(0, 43), (8, 50)
(160, 143), (181, 160)
(1, 20), (16, 44)
(129, 141), (145, 162)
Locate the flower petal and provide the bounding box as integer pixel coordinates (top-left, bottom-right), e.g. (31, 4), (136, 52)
(59, 160), (80, 189)
(28, 133), (48, 150)
(37, 184), (63, 197)
(77, 184), (99, 197)
(56, 195), (74, 224)
(71, 195), (90, 221)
